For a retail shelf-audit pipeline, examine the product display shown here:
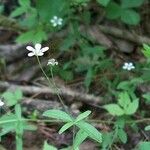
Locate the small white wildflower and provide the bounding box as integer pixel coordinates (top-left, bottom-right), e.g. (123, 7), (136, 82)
(47, 58), (58, 66)
(50, 16), (63, 27)
(122, 62), (135, 71)
(0, 99), (4, 107)
(26, 43), (49, 57)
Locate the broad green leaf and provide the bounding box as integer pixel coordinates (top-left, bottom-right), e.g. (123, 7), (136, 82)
(74, 129), (88, 149)
(36, 0), (68, 22)
(121, 9), (140, 25)
(97, 0), (111, 7)
(2, 90), (22, 106)
(106, 2), (122, 19)
(10, 7), (26, 17)
(145, 125), (150, 131)
(75, 111), (91, 122)
(118, 128), (127, 143)
(19, 0), (30, 8)
(16, 30), (47, 44)
(118, 92), (131, 109)
(43, 141), (57, 150)
(138, 142), (150, 150)
(43, 109), (73, 122)
(59, 122), (74, 134)
(104, 104), (124, 116)
(125, 99), (139, 115)
(121, 0), (145, 8)
(76, 121), (102, 143)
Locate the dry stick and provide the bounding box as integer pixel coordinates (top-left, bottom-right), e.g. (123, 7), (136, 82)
(98, 25), (150, 44)
(0, 81), (101, 104)
(0, 14), (150, 45)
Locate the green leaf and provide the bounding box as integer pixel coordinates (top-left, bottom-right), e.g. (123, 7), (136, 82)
(125, 99), (139, 115)
(43, 141), (57, 150)
(76, 121), (102, 143)
(43, 109), (73, 122)
(75, 111), (91, 122)
(15, 89), (23, 101)
(121, 0), (145, 8)
(60, 35), (76, 51)
(97, 0), (111, 7)
(121, 9), (140, 25)
(142, 44), (150, 58)
(19, 0), (31, 8)
(118, 128), (127, 143)
(118, 92), (131, 109)
(16, 29), (47, 44)
(74, 129), (88, 149)
(59, 122), (74, 134)
(84, 68), (94, 90)
(10, 7), (26, 17)
(36, 0), (68, 22)
(106, 2), (122, 19)
(145, 125), (150, 131)
(59, 70), (74, 81)
(104, 104), (124, 116)
(138, 142), (150, 150)
(2, 89), (23, 106)
(102, 132), (113, 149)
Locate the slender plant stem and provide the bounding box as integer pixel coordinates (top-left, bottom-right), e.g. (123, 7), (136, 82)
(36, 56), (69, 113)
(16, 133), (23, 150)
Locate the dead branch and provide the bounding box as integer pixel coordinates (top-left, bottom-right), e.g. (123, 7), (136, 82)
(99, 25), (150, 44)
(0, 81), (102, 104)
(0, 44), (26, 63)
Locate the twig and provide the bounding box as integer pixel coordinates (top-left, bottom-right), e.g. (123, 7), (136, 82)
(0, 81), (102, 104)
(99, 25), (150, 44)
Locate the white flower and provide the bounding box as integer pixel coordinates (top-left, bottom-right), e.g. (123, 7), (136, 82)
(50, 16), (63, 27)
(122, 62), (135, 71)
(26, 43), (49, 57)
(0, 99), (4, 107)
(47, 58), (58, 66)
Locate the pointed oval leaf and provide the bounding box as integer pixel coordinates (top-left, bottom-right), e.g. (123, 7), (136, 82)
(118, 129), (127, 143)
(43, 109), (73, 122)
(75, 111), (91, 122)
(76, 121), (102, 143)
(59, 122), (74, 134)
(74, 129), (88, 149)
(125, 99), (139, 115)
(104, 104), (124, 116)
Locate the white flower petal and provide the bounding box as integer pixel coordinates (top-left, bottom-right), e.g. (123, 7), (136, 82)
(37, 51), (44, 56)
(0, 100), (4, 106)
(26, 46), (35, 51)
(28, 52), (35, 57)
(41, 47), (49, 52)
(53, 23), (57, 27)
(54, 16), (58, 19)
(35, 43), (42, 50)
(50, 19), (55, 23)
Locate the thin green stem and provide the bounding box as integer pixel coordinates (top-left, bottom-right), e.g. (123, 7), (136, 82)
(36, 56), (69, 113)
